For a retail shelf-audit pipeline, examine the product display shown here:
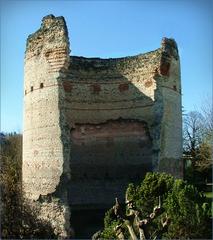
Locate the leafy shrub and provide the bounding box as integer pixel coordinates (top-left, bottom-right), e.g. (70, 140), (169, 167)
(101, 172), (212, 239)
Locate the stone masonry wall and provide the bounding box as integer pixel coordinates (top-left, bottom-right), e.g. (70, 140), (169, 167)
(23, 14), (182, 238)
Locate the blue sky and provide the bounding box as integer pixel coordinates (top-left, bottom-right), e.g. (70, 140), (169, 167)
(0, 0), (212, 133)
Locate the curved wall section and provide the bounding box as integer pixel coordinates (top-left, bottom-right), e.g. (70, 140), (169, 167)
(62, 51), (161, 125)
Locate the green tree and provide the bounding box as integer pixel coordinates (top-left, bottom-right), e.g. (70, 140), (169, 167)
(126, 172), (174, 216)
(100, 173), (212, 239)
(0, 133), (57, 239)
(164, 179), (211, 239)
(0, 133), (23, 236)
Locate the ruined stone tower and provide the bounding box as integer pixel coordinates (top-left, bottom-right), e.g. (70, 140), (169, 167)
(23, 15), (182, 238)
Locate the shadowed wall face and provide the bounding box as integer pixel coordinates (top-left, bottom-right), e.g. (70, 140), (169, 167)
(61, 54), (159, 209)
(69, 120), (153, 208)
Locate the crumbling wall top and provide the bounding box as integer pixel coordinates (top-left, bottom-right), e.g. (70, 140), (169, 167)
(25, 14), (69, 57)
(161, 37), (179, 60)
(68, 49), (162, 74)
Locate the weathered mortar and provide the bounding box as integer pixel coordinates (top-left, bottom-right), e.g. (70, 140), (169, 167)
(23, 15), (182, 238)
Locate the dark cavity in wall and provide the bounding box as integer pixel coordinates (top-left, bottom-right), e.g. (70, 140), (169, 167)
(70, 209), (107, 239)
